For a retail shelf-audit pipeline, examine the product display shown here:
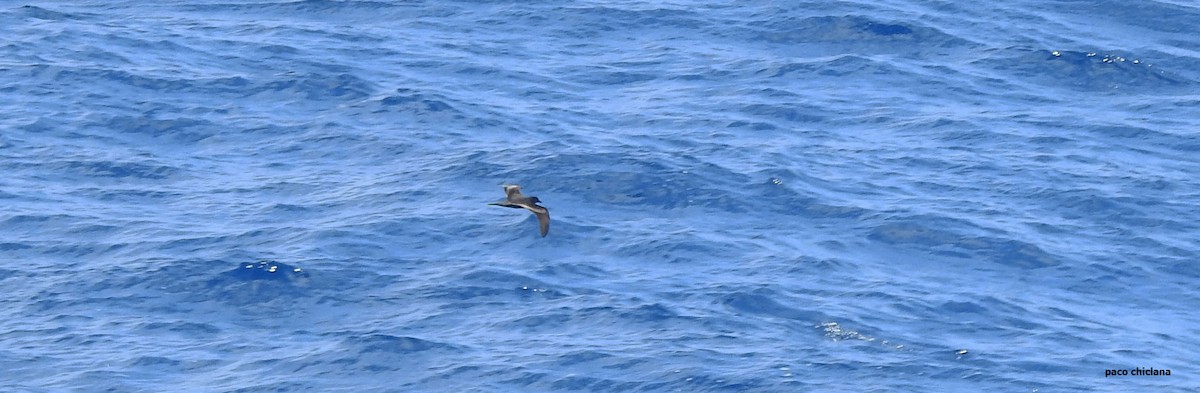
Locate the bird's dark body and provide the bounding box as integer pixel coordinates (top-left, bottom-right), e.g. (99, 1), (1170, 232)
(488, 185), (550, 237)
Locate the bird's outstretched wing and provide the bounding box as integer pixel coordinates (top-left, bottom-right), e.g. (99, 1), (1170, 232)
(504, 185), (522, 199)
(529, 205), (550, 237)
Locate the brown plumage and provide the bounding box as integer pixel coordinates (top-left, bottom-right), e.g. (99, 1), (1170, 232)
(488, 185), (550, 237)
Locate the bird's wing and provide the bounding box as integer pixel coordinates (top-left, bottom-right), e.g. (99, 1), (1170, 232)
(504, 185), (522, 198)
(531, 206), (550, 237)
(489, 201), (525, 209)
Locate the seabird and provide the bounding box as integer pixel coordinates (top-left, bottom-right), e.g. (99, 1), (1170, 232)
(488, 185), (550, 237)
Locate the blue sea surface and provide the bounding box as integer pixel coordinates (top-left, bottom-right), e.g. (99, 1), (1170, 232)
(2, 1), (1198, 392)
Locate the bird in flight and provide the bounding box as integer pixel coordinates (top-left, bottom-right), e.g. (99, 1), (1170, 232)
(488, 185), (550, 237)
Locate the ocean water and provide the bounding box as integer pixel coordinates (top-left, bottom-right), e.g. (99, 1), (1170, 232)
(2, 1), (1198, 391)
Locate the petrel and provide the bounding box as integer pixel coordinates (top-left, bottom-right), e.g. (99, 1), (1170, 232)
(488, 185), (550, 237)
